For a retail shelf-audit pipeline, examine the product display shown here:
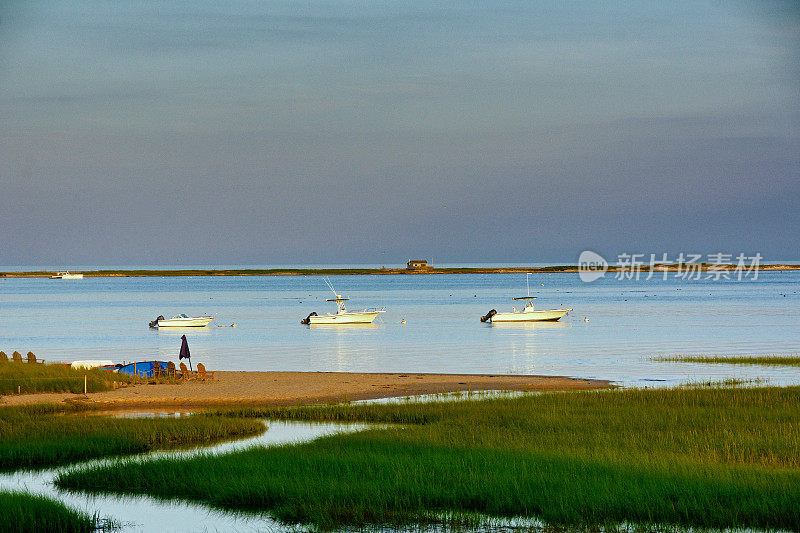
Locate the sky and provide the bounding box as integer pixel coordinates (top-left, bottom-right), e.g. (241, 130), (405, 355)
(1, 1), (798, 266)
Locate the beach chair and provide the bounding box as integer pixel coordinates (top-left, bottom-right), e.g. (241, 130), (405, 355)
(153, 361), (163, 378)
(27, 352), (44, 364)
(196, 363), (214, 381)
(0, 352), (7, 363)
(179, 362), (197, 381)
(12, 351), (23, 363)
(167, 361), (176, 379)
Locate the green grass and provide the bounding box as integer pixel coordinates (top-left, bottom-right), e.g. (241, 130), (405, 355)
(682, 377), (766, 388)
(0, 491), (98, 533)
(0, 404), (265, 471)
(0, 361), (143, 395)
(56, 387), (800, 530)
(657, 354), (800, 367)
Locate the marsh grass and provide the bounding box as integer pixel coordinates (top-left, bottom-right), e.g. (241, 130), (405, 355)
(57, 387), (800, 530)
(681, 377), (766, 388)
(656, 354), (800, 367)
(0, 361), (141, 395)
(0, 404), (265, 470)
(0, 491), (98, 533)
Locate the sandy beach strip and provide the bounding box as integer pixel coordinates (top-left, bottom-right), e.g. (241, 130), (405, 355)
(0, 371), (612, 408)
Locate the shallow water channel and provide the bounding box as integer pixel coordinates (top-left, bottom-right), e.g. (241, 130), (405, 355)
(0, 419), (369, 532)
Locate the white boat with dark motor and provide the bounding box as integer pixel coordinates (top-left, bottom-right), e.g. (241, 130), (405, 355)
(481, 274), (572, 323)
(301, 279), (386, 325)
(50, 271), (84, 279)
(150, 314), (214, 328)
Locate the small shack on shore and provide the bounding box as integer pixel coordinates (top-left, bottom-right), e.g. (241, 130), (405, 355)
(407, 259), (430, 270)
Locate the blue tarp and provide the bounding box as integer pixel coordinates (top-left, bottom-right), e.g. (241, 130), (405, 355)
(117, 361), (170, 378)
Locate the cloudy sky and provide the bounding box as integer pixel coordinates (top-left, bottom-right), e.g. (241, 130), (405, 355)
(1, 1), (798, 265)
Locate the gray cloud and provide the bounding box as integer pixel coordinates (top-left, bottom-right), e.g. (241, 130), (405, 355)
(0, 0), (798, 265)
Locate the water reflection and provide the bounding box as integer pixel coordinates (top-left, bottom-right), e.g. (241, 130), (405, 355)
(307, 323), (381, 330)
(308, 323), (381, 371)
(100, 410), (195, 419)
(486, 321), (573, 375)
(488, 321), (568, 329)
(152, 327), (214, 335)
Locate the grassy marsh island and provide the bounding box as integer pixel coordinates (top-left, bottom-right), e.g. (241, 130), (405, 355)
(2, 263), (798, 278)
(0, 266), (584, 277)
(0, 404), (264, 471)
(657, 354), (800, 367)
(0, 491), (101, 533)
(57, 387), (800, 530)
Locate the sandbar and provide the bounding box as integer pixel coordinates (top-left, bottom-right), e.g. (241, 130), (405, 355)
(1, 371), (611, 408)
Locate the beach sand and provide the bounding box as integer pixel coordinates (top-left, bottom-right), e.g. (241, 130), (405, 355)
(1, 371), (611, 408)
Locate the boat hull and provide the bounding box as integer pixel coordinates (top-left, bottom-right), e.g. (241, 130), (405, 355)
(490, 309), (571, 322)
(308, 311), (382, 324)
(157, 317), (214, 327)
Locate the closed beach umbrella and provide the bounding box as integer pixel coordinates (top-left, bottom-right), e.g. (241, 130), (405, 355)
(179, 334), (192, 371)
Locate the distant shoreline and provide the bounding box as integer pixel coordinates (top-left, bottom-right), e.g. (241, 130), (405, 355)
(1, 264), (799, 278)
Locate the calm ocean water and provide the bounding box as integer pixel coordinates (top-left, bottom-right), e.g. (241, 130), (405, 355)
(1, 271), (798, 386)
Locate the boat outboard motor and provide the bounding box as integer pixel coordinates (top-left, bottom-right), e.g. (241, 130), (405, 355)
(300, 312), (317, 325)
(480, 309), (497, 323)
(149, 315), (164, 328)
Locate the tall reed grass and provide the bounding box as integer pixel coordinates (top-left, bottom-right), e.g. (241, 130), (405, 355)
(0, 361), (139, 395)
(0, 404), (265, 470)
(57, 387), (800, 530)
(656, 354), (800, 367)
(0, 491), (97, 533)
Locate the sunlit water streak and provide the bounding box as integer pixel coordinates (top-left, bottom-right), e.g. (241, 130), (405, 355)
(1, 271), (798, 386)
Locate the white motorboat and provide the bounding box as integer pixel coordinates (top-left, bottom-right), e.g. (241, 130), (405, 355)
(481, 274), (571, 323)
(151, 314), (214, 327)
(301, 279), (386, 325)
(50, 271), (84, 279)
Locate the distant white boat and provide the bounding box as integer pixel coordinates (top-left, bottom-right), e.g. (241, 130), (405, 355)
(50, 271), (84, 279)
(481, 274), (571, 323)
(302, 279), (385, 325)
(151, 314), (214, 327)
